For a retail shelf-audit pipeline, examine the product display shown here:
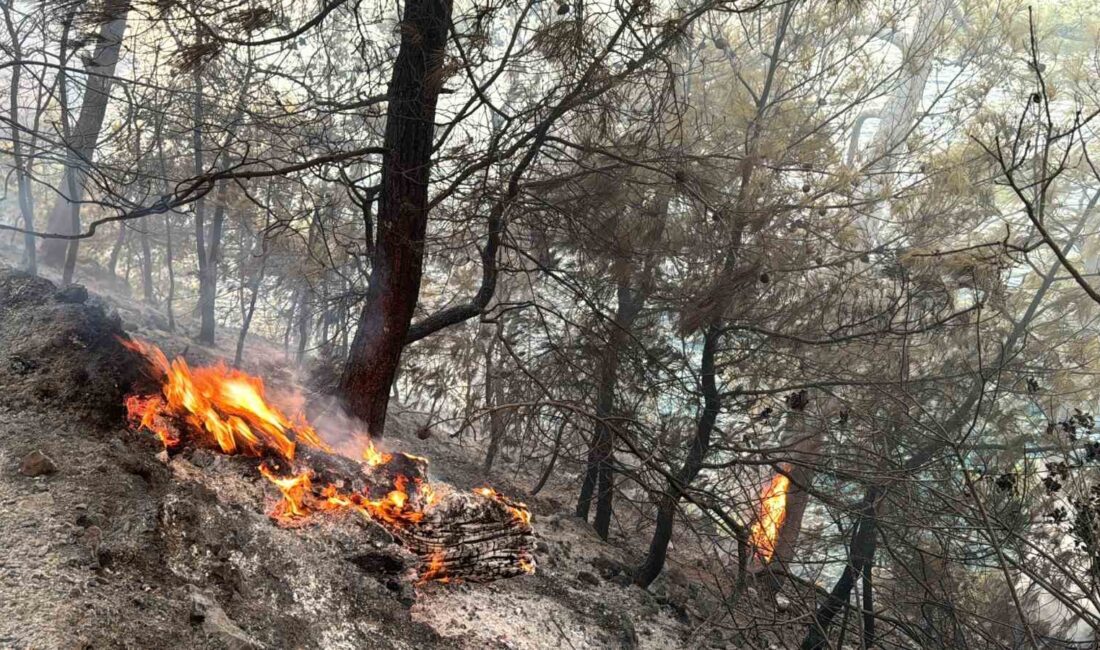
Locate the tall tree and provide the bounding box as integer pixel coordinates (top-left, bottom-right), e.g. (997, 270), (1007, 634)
(40, 0), (130, 275)
(338, 0), (454, 435)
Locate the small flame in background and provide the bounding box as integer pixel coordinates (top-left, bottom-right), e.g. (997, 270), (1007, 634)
(121, 338), (535, 582)
(749, 472), (790, 563)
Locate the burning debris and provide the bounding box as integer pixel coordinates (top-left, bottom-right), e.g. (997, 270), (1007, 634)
(122, 338), (536, 584)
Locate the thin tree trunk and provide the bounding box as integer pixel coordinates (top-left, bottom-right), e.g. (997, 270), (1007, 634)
(296, 210), (321, 365)
(482, 323), (506, 475)
(3, 0), (36, 274)
(576, 281), (644, 539)
(634, 323), (721, 587)
(235, 237), (268, 367)
(801, 490), (879, 650)
(41, 0), (129, 268)
(152, 114), (176, 329)
(197, 180), (228, 344)
(338, 0), (454, 436)
(140, 223), (154, 303)
(108, 222), (127, 277)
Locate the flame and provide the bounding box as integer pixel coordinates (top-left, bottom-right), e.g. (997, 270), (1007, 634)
(475, 486), (532, 526)
(518, 555), (536, 575)
(750, 472), (790, 563)
(121, 338), (328, 460)
(122, 338), (535, 583)
(419, 549), (450, 584)
(362, 439), (393, 467)
(259, 463), (313, 519)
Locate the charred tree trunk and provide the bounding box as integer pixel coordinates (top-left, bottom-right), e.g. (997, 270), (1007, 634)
(338, 0), (453, 436)
(41, 0), (129, 268)
(108, 223), (127, 277)
(196, 180), (227, 345)
(296, 211), (320, 365)
(576, 281), (644, 540)
(482, 322), (506, 475)
(751, 393), (827, 588)
(634, 323), (720, 588)
(801, 489), (879, 650)
(236, 213), (270, 367)
(140, 222), (154, 303)
(153, 116), (176, 330)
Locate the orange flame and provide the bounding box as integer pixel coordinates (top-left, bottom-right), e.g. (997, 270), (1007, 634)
(123, 338), (534, 583)
(419, 549), (450, 584)
(749, 472), (790, 563)
(259, 463), (314, 519)
(475, 486), (532, 526)
(362, 439), (393, 467)
(121, 338), (328, 460)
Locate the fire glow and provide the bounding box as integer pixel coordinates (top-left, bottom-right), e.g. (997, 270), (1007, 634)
(121, 338), (535, 583)
(749, 472), (790, 563)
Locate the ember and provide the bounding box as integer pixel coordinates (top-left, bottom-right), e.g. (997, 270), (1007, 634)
(122, 338), (536, 583)
(749, 471), (790, 563)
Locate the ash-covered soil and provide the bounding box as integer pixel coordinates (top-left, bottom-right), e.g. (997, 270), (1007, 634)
(0, 265), (740, 649)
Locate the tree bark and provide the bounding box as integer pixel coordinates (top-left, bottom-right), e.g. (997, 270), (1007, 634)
(296, 210), (321, 364)
(196, 180), (227, 345)
(801, 489), (879, 650)
(3, 0), (36, 274)
(338, 0), (453, 436)
(40, 0), (129, 268)
(482, 322), (506, 475)
(576, 281), (644, 539)
(634, 323), (720, 587)
(108, 222), (127, 277)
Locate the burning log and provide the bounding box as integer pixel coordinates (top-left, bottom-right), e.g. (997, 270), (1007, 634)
(405, 491), (536, 582)
(122, 338), (536, 584)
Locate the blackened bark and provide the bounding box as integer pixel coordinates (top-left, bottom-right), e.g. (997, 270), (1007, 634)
(577, 281), (644, 540)
(339, 0), (453, 436)
(482, 323), (506, 475)
(634, 323), (720, 587)
(801, 489), (879, 650)
(236, 220), (269, 367)
(197, 180), (227, 345)
(108, 223), (126, 277)
(140, 223), (154, 303)
(405, 203), (501, 344)
(296, 211), (321, 364)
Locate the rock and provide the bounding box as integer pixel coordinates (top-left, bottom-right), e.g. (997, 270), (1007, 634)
(619, 615), (638, 649)
(609, 574), (634, 588)
(83, 526), (103, 568)
(590, 555), (625, 578)
(384, 577), (416, 606)
(348, 546), (410, 575)
(19, 450), (58, 476)
(576, 570), (600, 586)
(55, 284), (89, 304)
(8, 355), (33, 375)
(189, 588), (264, 649)
(188, 448), (215, 468)
(775, 593), (790, 612)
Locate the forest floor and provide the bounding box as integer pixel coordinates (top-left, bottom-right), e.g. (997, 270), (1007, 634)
(0, 250), (775, 649)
